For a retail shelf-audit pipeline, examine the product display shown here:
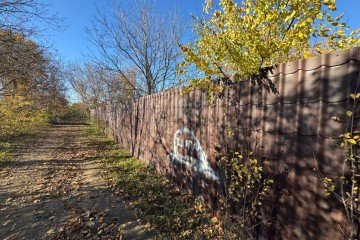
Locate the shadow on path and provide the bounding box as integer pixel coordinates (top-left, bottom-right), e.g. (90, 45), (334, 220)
(0, 124), (152, 240)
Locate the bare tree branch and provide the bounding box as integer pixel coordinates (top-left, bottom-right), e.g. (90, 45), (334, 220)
(86, 0), (184, 96)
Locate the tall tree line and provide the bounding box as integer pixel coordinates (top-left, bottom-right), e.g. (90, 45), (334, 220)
(0, 0), (68, 136)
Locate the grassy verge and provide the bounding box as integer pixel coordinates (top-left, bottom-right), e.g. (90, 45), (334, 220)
(84, 122), (223, 239)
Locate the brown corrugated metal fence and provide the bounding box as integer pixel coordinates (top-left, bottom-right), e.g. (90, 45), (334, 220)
(92, 47), (360, 239)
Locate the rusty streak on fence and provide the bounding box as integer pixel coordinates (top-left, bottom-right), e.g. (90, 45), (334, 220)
(92, 47), (360, 239)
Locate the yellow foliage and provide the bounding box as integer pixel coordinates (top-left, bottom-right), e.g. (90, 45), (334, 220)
(0, 97), (48, 138)
(180, 0), (360, 94)
(218, 149), (273, 238)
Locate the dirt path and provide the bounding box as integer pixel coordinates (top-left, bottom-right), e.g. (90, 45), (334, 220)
(0, 124), (152, 240)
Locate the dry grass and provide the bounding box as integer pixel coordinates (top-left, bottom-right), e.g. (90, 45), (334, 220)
(85, 123), (224, 239)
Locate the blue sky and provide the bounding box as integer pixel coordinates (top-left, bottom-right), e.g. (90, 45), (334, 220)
(45, 0), (360, 63)
(42, 0), (360, 102)
(46, 0), (204, 62)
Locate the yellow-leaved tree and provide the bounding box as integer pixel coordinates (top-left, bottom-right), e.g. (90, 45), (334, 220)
(0, 96), (48, 139)
(179, 1), (360, 239)
(180, 0), (360, 95)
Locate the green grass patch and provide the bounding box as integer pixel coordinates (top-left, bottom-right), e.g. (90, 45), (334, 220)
(84, 122), (223, 239)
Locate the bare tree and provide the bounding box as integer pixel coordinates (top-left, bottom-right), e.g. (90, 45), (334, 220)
(0, 0), (63, 36)
(67, 62), (136, 107)
(86, 0), (183, 96)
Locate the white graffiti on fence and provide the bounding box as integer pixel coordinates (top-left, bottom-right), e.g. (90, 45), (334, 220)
(168, 128), (219, 181)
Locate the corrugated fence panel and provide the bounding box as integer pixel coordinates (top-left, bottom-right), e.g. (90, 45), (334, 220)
(91, 47), (360, 239)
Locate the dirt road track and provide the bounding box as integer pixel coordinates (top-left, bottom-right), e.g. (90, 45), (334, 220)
(0, 124), (152, 240)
